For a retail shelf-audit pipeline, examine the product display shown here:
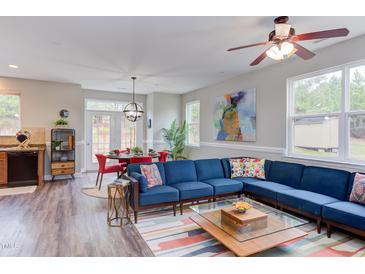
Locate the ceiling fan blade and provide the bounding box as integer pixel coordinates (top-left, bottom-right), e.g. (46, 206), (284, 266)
(293, 42), (315, 60)
(250, 51), (267, 66)
(228, 41), (270, 51)
(292, 28), (349, 42)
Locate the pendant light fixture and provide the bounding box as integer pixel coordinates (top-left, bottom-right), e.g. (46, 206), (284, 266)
(123, 76), (144, 122)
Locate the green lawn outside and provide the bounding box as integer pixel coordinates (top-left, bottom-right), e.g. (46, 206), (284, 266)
(294, 142), (365, 161)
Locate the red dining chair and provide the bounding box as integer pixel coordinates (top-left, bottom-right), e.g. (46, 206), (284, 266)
(158, 151), (169, 162)
(95, 154), (125, 190)
(130, 156), (153, 164)
(115, 149), (129, 171)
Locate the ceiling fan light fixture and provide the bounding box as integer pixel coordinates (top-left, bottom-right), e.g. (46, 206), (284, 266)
(266, 42), (295, 61)
(275, 23), (291, 38)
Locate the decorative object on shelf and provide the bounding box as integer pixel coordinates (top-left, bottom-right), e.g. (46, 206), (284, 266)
(232, 201), (252, 214)
(51, 140), (63, 150)
(16, 130), (31, 149)
(214, 89), (256, 142)
(59, 109), (69, 118)
(51, 128), (75, 181)
(161, 119), (187, 160)
(107, 179), (132, 227)
(60, 154), (68, 162)
(123, 76), (144, 122)
(54, 118), (69, 128)
(227, 16), (349, 66)
(130, 146), (143, 155)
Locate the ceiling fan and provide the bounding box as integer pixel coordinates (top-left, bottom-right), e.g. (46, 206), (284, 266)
(227, 16), (350, 66)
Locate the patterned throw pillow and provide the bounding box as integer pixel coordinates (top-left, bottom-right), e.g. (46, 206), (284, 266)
(242, 158), (266, 179)
(140, 164), (163, 188)
(349, 173), (365, 205)
(229, 158), (244, 178)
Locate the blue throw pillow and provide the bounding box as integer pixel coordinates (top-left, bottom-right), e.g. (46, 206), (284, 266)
(130, 172), (148, 193)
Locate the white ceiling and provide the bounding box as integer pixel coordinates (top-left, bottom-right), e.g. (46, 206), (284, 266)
(0, 16), (365, 94)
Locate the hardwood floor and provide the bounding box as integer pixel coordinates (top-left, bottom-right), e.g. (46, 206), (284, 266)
(0, 173), (154, 257)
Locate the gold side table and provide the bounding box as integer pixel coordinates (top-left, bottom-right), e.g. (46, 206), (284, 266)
(107, 179), (131, 227)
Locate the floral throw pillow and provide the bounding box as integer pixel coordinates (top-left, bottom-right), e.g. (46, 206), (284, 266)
(349, 173), (365, 205)
(229, 158), (244, 178)
(140, 164), (163, 188)
(242, 158), (266, 179)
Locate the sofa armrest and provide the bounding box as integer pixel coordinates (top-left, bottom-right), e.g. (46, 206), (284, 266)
(124, 174), (140, 211)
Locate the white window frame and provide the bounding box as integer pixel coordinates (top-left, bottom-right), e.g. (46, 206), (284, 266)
(185, 100), (200, 147)
(287, 59), (365, 165)
(0, 92), (21, 136)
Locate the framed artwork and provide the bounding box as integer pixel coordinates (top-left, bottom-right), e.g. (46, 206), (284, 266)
(213, 88), (256, 142)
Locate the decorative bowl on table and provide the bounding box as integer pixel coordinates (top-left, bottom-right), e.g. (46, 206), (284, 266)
(232, 201), (252, 214)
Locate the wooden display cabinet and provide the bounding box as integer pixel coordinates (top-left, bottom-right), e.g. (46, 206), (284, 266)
(51, 128), (75, 180)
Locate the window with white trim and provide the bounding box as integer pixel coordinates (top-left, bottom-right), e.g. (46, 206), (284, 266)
(0, 94), (21, 136)
(287, 61), (365, 163)
(186, 101), (200, 146)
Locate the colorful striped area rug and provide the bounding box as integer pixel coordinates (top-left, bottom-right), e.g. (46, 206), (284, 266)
(135, 209), (365, 257)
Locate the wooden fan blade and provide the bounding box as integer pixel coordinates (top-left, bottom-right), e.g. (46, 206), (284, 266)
(292, 28), (349, 42)
(250, 51), (267, 66)
(228, 41), (270, 51)
(293, 43), (315, 60)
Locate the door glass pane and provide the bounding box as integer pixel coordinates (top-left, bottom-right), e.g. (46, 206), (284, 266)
(293, 116), (339, 157)
(293, 71), (342, 115)
(92, 115), (110, 163)
(349, 114), (365, 161)
(350, 65), (365, 111)
(0, 94), (21, 135)
(121, 116), (136, 149)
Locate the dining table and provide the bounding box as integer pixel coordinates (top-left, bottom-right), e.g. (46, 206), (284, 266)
(106, 153), (160, 163)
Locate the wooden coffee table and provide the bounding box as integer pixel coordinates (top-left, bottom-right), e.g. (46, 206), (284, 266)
(190, 198), (308, 257)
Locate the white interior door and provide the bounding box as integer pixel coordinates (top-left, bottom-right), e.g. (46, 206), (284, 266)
(85, 111), (121, 171)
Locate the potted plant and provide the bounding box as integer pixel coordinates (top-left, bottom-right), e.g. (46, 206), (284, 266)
(161, 120), (187, 160)
(55, 118), (69, 128)
(131, 146), (143, 155)
(52, 140), (63, 150)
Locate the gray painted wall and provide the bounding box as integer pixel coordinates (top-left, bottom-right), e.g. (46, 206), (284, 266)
(181, 35), (365, 172)
(146, 92), (181, 151)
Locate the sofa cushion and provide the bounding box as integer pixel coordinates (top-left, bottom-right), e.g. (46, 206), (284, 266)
(229, 158), (244, 178)
(349, 173), (365, 205)
(322, 201), (365, 231)
(195, 159), (225, 181)
(267, 161), (305, 188)
(347, 172), (365, 200)
(140, 164), (163, 188)
(242, 158), (266, 179)
(130, 172), (148, 193)
(277, 189), (339, 216)
(300, 166), (350, 200)
(221, 158), (272, 179)
(242, 179), (294, 201)
(128, 162), (167, 185)
(139, 185), (179, 206)
(164, 160), (197, 185)
(171, 181), (213, 200)
(203, 178), (243, 195)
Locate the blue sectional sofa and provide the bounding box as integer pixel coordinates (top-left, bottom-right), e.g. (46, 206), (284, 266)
(127, 157), (365, 238)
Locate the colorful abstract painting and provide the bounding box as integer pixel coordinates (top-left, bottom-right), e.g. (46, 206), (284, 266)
(214, 89), (256, 142)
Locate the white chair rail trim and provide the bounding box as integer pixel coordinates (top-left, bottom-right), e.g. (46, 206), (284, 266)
(199, 141), (285, 155)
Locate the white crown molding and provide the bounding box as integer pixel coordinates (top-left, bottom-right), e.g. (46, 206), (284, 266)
(199, 141), (285, 155)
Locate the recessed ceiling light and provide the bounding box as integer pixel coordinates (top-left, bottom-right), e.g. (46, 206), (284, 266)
(8, 64), (19, 69)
